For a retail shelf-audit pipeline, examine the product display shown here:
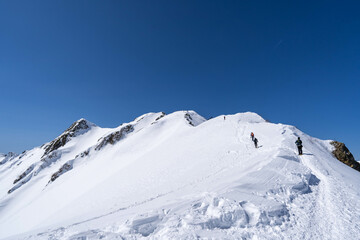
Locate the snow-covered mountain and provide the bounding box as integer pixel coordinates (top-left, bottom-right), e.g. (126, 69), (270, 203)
(0, 111), (359, 240)
(0, 152), (18, 166)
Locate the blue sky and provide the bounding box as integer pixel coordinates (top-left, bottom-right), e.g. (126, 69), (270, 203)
(0, 1), (359, 159)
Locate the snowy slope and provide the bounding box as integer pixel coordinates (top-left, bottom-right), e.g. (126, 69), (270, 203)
(0, 111), (359, 240)
(0, 152), (17, 166)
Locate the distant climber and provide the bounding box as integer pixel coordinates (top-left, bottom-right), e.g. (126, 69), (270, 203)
(224, 116), (226, 120)
(295, 137), (303, 155)
(250, 132), (255, 141)
(253, 138), (258, 148)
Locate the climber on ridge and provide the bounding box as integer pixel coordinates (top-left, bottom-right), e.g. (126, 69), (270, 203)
(295, 137), (303, 155)
(250, 132), (255, 141)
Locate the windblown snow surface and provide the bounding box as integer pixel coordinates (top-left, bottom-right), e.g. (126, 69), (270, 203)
(0, 111), (359, 240)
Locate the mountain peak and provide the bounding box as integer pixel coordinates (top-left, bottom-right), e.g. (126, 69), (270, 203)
(43, 118), (96, 156)
(67, 118), (96, 132)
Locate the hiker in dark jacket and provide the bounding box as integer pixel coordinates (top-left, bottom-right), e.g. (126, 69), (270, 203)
(295, 137), (303, 155)
(254, 138), (258, 148)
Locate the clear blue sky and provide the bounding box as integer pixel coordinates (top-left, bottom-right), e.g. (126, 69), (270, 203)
(0, 1), (359, 159)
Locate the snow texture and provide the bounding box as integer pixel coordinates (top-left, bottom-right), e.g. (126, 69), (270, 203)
(0, 111), (359, 240)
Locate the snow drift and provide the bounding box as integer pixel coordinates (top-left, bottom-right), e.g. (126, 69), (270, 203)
(0, 111), (359, 240)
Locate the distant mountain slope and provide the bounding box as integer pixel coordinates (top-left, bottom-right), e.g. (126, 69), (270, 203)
(0, 111), (359, 240)
(0, 152), (17, 166)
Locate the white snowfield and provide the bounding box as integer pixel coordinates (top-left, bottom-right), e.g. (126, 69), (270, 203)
(0, 111), (359, 240)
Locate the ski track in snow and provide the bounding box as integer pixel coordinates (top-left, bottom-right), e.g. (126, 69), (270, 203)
(0, 111), (359, 240)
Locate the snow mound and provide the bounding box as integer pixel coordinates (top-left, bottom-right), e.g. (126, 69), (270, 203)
(231, 112), (266, 123)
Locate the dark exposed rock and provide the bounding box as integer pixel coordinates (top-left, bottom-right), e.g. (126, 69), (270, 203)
(152, 112), (166, 125)
(75, 149), (90, 159)
(95, 125), (134, 151)
(43, 119), (94, 156)
(41, 151), (59, 163)
(155, 112), (166, 121)
(330, 141), (360, 172)
(50, 148), (90, 184)
(6, 152), (17, 158)
(43, 136), (67, 156)
(66, 118), (93, 133)
(50, 162), (73, 182)
(135, 116), (145, 122)
(9, 170), (34, 194)
(185, 112), (194, 126)
(13, 164), (35, 184)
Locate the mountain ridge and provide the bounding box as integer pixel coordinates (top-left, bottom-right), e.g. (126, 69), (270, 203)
(0, 111), (359, 239)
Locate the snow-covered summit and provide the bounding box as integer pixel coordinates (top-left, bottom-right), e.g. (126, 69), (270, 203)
(229, 111), (266, 123)
(0, 111), (359, 240)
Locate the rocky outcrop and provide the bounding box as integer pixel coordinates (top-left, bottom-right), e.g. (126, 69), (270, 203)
(75, 149), (90, 159)
(151, 112), (166, 125)
(13, 164), (35, 184)
(330, 141), (360, 172)
(184, 112), (195, 126)
(155, 112), (166, 121)
(50, 161), (73, 182)
(183, 111), (206, 127)
(8, 171), (34, 194)
(43, 119), (94, 156)
(95, 125), (134, 151)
